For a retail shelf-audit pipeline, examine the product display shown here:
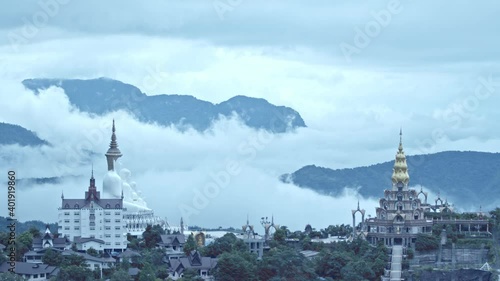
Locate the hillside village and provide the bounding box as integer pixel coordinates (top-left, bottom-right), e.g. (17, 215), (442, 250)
(1, 123), (499, 281)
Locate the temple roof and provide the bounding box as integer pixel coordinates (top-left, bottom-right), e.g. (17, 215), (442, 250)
(391, 129), (410, 186)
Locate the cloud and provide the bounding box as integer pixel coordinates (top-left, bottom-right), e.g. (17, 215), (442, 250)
(0, 1), (500, 229)
(0, 81), (383, 230)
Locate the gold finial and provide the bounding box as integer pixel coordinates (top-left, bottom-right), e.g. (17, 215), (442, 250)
(391, 129), (410, 186)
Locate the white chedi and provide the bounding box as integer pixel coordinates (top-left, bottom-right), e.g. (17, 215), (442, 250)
(102, 168), (151, 212)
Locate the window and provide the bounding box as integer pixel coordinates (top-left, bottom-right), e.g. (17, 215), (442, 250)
(105, 226), (111, 230)
(104, 212), (111, 215)
(105, 234), (111, 238)
(90, 227), (95, 230)
(90, 235), (95, 238)
(74, 212), (80, 215)
(115, 212), (121, 215)
(115, 234), (121, 238)
(74, 220), (80, 223)
(105, 242), (111, 245)
(64, 212), (70, 216)
(115, 219), (121, 223)
(75, 227), (80, 230)
(105, 219), (111, 223)
(115, 226), (120, 230)
(115, 242), (120, 245)
(64, 227), (70, 230)
(33, 274), (38, 278)
(64, 220), (70, 223)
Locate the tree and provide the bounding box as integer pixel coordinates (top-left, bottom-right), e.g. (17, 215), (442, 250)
(184, 234), (197, 256)
(56, 265), (94, 281)
(258, 246), (317, 281)
(86, 247), (99, 257)
(61, 253), (87, 267)
(215, 252), (257, 281)
(42, 248), (63, 266)
(315, 251), (352, 280)
(138, 262), (156, 281)
(28, 226), (42, 239)
(273, 229), (286, 245)
(110, 269), (132, 281)
(415, 234), (439, 251)
(15, 231), (33, 261)
(142, 224), (165, 249)
(0, 272), (26, 281)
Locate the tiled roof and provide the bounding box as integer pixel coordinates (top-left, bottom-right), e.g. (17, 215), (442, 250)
(0, 261), (58, 275)
(118, 249), (141, 258)
(159, 234), (186, 246)
(169, 251), (217, 275)
(73, 237), (105, 244)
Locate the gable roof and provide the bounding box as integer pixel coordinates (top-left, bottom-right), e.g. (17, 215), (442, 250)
(118, 249), (141, 258)
(0, 262), (58, 275)
(169, 251), (217, 275)
(159, 234), (186, 246)
(73, 236), (105, 244)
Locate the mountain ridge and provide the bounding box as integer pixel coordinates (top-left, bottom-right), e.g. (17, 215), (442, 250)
(22, 77), (307, 133)
(281, 151), (500, 209)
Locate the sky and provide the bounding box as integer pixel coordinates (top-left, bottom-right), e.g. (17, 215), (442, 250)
(0, 0), (499, 231)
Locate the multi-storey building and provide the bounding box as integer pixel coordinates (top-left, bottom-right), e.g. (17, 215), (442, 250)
(58, 172), (127, 252)
(362, 131), (490, 248)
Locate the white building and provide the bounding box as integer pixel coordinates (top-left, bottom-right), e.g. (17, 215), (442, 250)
(58, 120), (166, 252)
(58, 173), (128, 252)
(101, 120), (166, 237)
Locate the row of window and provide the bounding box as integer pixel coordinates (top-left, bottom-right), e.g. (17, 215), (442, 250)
(64, 211), (121, 216)
(64, 226), (121, 230)
(104, 242), (122, 245)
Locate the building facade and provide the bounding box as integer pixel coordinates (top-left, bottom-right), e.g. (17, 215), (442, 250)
(362, 131), (490, 248)
(364, 131), (433, 247)
(58, 173), (127, 252)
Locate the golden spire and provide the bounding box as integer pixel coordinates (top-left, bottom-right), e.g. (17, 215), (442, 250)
(391, 128), (410, 187)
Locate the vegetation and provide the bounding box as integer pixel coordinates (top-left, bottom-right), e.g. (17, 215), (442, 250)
(0, 122), (48, 146)
(283, 151), (500, 209)
(415, 234), (439, 251)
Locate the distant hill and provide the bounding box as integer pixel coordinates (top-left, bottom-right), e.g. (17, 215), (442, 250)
(0, 122), (48, 146)
(22, 78), (306, 133)
(281, 151), (500, 209)
(0, 216), (57, 234)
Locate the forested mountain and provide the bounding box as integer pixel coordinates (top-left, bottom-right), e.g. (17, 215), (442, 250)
(22, 78), (306, 133)
(0, 122), (48, 146)
(282, 151), (500, 209)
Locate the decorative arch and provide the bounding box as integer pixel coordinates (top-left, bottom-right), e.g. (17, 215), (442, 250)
(379, 210), (387, 220)
(394, 215), (404, 223)
(115, 204), (121, 209)
(417, 188), (428, 204)
(64, 203), (69, 208)
(352, 202), (365, 237)
(413, 210), (420, 220)
(396, 192), (403, 201)
(74, 204), (79, 209)
(396, 202), (404, 211)
(105, 204), (111, 209)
